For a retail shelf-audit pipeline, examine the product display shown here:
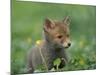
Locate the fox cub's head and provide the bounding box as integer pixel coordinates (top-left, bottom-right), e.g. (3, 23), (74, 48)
(43, 17), (71, 48)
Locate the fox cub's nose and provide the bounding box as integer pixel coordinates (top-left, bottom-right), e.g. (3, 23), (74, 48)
(68, 42), (71, 47)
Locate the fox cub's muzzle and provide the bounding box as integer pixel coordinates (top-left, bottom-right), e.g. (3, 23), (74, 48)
(63, 41), (71, 48)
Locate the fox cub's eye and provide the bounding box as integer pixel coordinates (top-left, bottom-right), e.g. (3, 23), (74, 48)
(57, 35), (63, 39)
(67, 34), (69, 37)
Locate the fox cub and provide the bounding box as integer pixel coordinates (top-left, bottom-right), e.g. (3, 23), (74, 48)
(27, 17), (71, 73)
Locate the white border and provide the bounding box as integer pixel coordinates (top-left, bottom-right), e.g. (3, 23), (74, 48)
(19, 0), (96, 5)
(0, 0), (98, 75)
(0, 0), (10, 75)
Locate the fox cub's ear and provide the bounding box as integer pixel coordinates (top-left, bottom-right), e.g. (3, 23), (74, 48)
(44, 18), (55, 32)
(63, 16), (71, 26)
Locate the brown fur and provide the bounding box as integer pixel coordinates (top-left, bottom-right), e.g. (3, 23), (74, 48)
(27, 17), (71, 73)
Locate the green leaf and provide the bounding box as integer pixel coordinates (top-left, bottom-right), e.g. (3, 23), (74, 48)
(53, 58), (61, 66)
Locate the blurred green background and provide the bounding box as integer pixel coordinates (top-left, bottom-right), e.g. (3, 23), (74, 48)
(11, 0), (96, 74)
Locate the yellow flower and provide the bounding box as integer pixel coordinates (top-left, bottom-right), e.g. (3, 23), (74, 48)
(79, 37), (86, 48)
(36, 40), (42, 45)
(79, 41), (84, 48)
(27, 37), (32, 44)
(79, 59), (85, 65)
